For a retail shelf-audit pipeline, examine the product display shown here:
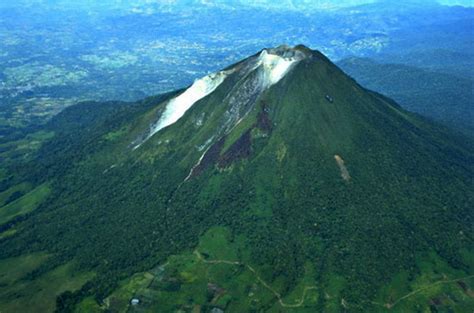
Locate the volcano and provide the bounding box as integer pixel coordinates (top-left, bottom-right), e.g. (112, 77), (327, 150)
(0, 45), (473, 313)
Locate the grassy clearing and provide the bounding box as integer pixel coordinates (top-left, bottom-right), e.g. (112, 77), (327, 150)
(74, 297), (104, 313)
(0, 260), (94, 313)
(0, 227), (17, 240)
(0, 182), (32, 207)
(0, 183), (51, 224)
(15, 131), (55, 153)
(104, 127), (128, 141)
(373, 251), (474, 312)
(0, 253), (49, 286)
(102, 271), (157, 313)
(323, 274), (347, 313)
(197, 227), (240, 261)
(0, 131), (54, 155)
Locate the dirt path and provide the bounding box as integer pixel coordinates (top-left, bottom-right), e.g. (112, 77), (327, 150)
(194, 250), (317, 308)
(373, 274), (474, 309)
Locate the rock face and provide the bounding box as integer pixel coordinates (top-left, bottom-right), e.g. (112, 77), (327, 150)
(148, 70), (231, 138)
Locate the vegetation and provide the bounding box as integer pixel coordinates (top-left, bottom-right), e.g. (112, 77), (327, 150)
(0, 183), (50, 224)
(0, 256), (94, 313)
(0, 49), (472, 312)
(338, 57), (474, 135)
(0, 182), (31, 207)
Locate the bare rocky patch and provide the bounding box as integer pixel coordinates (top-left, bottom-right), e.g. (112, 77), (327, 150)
(334, 154), (350, 181)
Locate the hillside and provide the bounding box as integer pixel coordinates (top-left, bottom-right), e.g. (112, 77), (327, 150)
(0, 45), (473, 313)
(337, 57), (474, 135)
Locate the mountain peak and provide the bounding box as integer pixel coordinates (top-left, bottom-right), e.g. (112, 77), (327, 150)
(262, 44), (313, 59)
(134, 44), (315, 148)
(3, 43), (472, 312)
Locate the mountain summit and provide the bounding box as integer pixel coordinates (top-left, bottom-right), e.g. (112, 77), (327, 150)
(0, 45), (473, 312)
(133, 45), (311, 149)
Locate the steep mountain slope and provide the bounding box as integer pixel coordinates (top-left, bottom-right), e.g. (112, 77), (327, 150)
(337, 57), (474, 135)
(0, 45), (473, 313)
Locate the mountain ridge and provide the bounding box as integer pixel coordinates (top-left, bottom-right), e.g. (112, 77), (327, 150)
(337, 56), (474, 136)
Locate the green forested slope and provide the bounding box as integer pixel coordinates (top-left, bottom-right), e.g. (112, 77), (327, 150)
(0, 47), (472, 313)
(337, 57), (474, 136)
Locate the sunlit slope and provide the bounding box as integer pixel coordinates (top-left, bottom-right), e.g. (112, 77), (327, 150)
(0, 46), (472, 312)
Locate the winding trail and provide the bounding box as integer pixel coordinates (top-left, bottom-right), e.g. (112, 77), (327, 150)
(373, 274), (474, 309)
(194, 250), (317, 308)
